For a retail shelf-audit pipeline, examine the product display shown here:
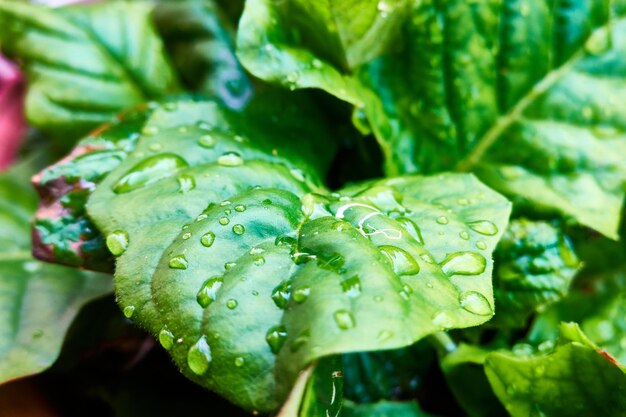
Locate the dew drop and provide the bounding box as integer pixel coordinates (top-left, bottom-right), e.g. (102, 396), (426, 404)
(113, 154), (188, 194)
(197, 277), (224, 308)
(234, 357), (245, 367)
(106, 230), (129, 256)
(196, 214), (208, 222)
(232, 224), (245, 235)
(123, 305), (135, 318)
(436, 216), (449, 225)
(187, 336), (212, 375)
(420, 253), (435, 264)
(142, 126), (159, 136)
(254, 256), (266, 266)
(292, 286), (311, 303)
(224, 261), (237, 270)
(182, 232), (191, 240)
(177, 174), (195, 193)
(266, 325), (288, 354)
(217, 152), (244, 166)
(476, 240), (487, 250)
(333, 309), (356, 330)
(149, 143), (163, 152)
(275, 235), (296, 247)
(219, 217), (230, 226)
(459, 291), (493, 316)
(459, 231), (470, 240)
(440, 251), (486, 276)
(198, 134), (216, 148)
(234, 204), (246, 212)
(396, 217), (424, 245)
(201, 232), (215, 247)
(467, 220), (498, 236)
(159, 327), (174, 350)
(380, 246), (420, 276)
(271, 280), (291, 308)
(226, 299), (238, 309)
(169, 254), (188, 270)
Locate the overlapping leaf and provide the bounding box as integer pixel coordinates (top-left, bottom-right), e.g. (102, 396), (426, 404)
(237, 0), (626, 239)
(0, 1), (179, 137)
(0, 163), (112, 383)
(82, 96), (510, 412)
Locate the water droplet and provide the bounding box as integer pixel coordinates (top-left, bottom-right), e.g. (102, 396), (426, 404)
(436, 216), (449, 225)
(266, 325), (288, 354)
(249, 247), (265, 255)
(196, 214), (208, 222)
(187, 336), (212, 375)
(538, 340), (555, 353)
(340, 275), (362, 297)
(182, 232), (191, 240)
(271, 280), (291, 308)
(149, 143), (163, 152)
(440, 251), (486, 276)
(220, 200), (231, 206)
(234, 357), (245, 367)
(232, 224), (245, 235)
(254, 256), (266, 266)
(459, 291), (493, 316)
(106, 230), (129, 256)
(374, 295), (384, 302)
(397, 217), (424, 245)
(432, 311), (454, 329)
(159, 327), (174, 350)
(292, 286), (311, 303)
(178, 174), (195, 193)
(459, 231), (470, 240)
(201, 232), (215, 247)
(585, 28), (610, 55)
(198, 134), (216, 148)
(224, 209), (232, 215)
(169, 254), (188, 270)
(217, 152), (244, 166)
(224, 261), (237, 270)
(123, 305), (135, 318)
(380, 246), (420, 276)
(420, 253), (435, 264)
(457, 198), (469, 206)
(113, 154), (189, 194)
(142, 126), (159, 136)
(476, 240), (487, 250)
(467, 220), (498, 236)
(219, 217), (230, 226)
(235, 204), (246, 212)
(333, 309), (356, 330)
(252, 290), (259, 296)
(275, 235), (296, 247)
(197, 277), (224, 308)
(226, 299), (238, 309)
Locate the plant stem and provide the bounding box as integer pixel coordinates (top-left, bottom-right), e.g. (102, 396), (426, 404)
(428, 332), (458, 357)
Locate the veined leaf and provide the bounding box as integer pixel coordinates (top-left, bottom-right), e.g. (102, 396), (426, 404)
(84, 97), (510, 412)
(0, 164), (112, 383)
(237, 0), (626, 239)
(0, 1), (180, 137)
(491, 219), (580, 328)
(485, 323), (626, 417)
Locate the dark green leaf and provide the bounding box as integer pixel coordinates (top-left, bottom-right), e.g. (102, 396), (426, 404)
(0, 1), (179, 137)
(343, 400), (438, 417)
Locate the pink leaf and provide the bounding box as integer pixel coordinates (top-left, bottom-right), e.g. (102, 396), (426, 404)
(0, 55), (26, 171)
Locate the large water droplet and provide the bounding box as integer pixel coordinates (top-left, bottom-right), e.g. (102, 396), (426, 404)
(198, 134), (216, 148)
(178, 174), (195, 193)
(459, 291), (493, 316)
(197, 277), (224, 308)
(106, 230), (129, 256)
(467, 220), (498, 236)
(380, 246), (420, 276)
(159, 327), (174, 350)
(201, 232), (215, 247)
(217, 152), (244, 166)
(226, 299), (238, 309)
(266, 325), (288, 354)
(292, 286), (311, 303)
(397, 217), (424, 245)
(440, 251), (486, 276)
(333, 309), (356, 330)
(219, 217), (230, 226)
(169, 254), (188, 270)
(123, 305), (135, 318)
(340, 275), (362, 297)
(271, 280), (291, 308)
(187, 336), (212, 375)
(232, 224), (245, 235)
(113, 153), (189, 194)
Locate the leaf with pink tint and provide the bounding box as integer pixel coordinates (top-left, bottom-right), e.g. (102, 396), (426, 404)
(0, 55), (25, 171)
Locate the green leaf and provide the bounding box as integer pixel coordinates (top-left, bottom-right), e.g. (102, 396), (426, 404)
(237, 0), (626, 239)
(0, 164), (112, 383)
(343, 400), (440, 417)
(153, 1), (253, 108)
(0, 1), (179, 137)
(485, 323), (626, 417)
(491, 219), (580, 327)
(84, 96), (510, 412)
(441, 344), (507, 417)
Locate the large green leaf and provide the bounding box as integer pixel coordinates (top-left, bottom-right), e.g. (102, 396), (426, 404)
(0, 1), (179, 137)
(84, 97), (510, 412)
(237, 0), (626, 239)
(0, 164), (112, 383)
(491, 219), (580, 328)
(485, 323), (626, 417)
